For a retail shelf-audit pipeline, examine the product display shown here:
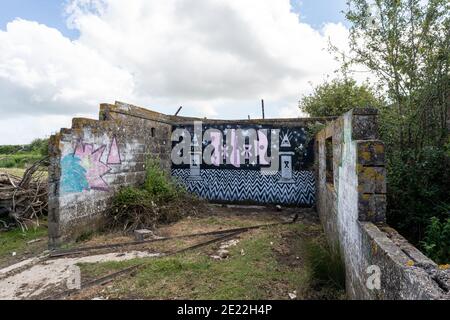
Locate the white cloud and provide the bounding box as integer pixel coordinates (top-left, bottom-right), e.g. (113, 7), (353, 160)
(0, 0), (350, 144)
(0, 115), (73, 144)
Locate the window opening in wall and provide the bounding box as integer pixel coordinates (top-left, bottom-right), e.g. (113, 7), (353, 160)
(151, 128), (155, 137)
(325, 137), (334, 185)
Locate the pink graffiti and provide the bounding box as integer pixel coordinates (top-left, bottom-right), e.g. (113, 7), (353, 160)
(74, 143), (111, 191)
(107, 136), (121, 164)
(210, 131), (222, 166)
(230, 129), (240, 168)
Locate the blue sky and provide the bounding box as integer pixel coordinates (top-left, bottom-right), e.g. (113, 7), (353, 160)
(291, 0), (349, 28)
(0, 1), (352, 144)
(0, 0), (348, 38)
(0, 0), (77, 38)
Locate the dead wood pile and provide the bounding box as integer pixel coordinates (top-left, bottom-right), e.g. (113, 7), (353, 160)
(0, 158), (49, 231)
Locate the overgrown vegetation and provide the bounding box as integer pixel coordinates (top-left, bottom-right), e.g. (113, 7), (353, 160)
(300, 77), (384, 117)
(303, 240), (346, 296)
(108, 158), (204, 232)
(300, 0), (449, 263)
(0, 224), (47, 268)
(0, 138), (49, 168)
(421, 216), (450, 265)
(77, 222), (345, 300)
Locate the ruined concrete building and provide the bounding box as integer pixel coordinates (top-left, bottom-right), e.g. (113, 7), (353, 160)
(48, 101), (450, 300)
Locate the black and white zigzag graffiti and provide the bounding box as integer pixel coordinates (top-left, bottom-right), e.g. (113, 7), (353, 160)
(171, 169), (315, 205)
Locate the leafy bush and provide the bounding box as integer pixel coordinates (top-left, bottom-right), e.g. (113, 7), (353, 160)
(421, 217), (450, 264)
(386, 147), (450, 245)
(0, 138), (48, 169)
(0, 153), (44, 169)
(28, 138), (49, 156)
(109, 186), (160, 231)
(144, 158), (181, 201)
(299, 77), (383, 117)
(108, 158), (203, 232)
(0, 145), (23, 154)
(0, 158), (17, 168)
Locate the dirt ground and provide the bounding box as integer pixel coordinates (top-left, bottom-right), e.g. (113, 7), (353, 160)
(0, 204), (345, 300)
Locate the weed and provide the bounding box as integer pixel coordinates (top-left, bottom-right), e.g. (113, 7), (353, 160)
(302, 239), (346, 298)
(75, 230), (95, 243)
(108, 157), (204, 232)
(0, 224), (47, 267)
(421, 216), (450, 264)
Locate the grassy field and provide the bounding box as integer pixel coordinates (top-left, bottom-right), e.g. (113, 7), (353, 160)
(0, 224), (48, 268)
(0, 207), (345, 300)
(0, 139), (48, 169)
(0, 167), (26, 177)
(0, 168), (48, 181)
(73, 213), (345, 300)
(0, 153), (43, 169)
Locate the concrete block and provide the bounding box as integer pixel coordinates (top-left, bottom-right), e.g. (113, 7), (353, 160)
(359, 193), (386, 223)
(357, 141), (385, 166)
(352, 115), (379, 140)
(134, 229), (154, 242)
(358, 166), (386, 194)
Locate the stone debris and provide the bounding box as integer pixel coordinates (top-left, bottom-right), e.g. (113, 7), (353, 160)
(26, 239), (43, 245)
(134, 229), (154, 242)
(219, 239), (239, 250)
(210, 238), (240, 261)
(288, 290), (297, 300)
(217, 249), (229, 259)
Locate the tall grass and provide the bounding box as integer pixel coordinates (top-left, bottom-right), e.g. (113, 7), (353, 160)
(0, 153), (43, 168)
(303, 240), (346, 297)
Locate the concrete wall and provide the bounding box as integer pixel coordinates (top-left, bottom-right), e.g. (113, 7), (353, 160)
(315, 108), (449, 300)
(49, 101), (332, 246)
(48, 102), (172, 247)
(171, 119), (321, 206)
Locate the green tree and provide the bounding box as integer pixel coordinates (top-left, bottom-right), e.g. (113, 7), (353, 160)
(327, 0), (450, 251)
(29, 138), (49, 156)
(343, 0), (449, 153)
(299, 77), (384, 117)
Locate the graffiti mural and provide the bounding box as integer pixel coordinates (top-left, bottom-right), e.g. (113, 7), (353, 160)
(171, 123), (315, 205)
(61, 136), (122, 194)
(107, 136), (121, 165)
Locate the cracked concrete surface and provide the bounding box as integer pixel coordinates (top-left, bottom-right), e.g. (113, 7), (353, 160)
(0, 251), (160, 300)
